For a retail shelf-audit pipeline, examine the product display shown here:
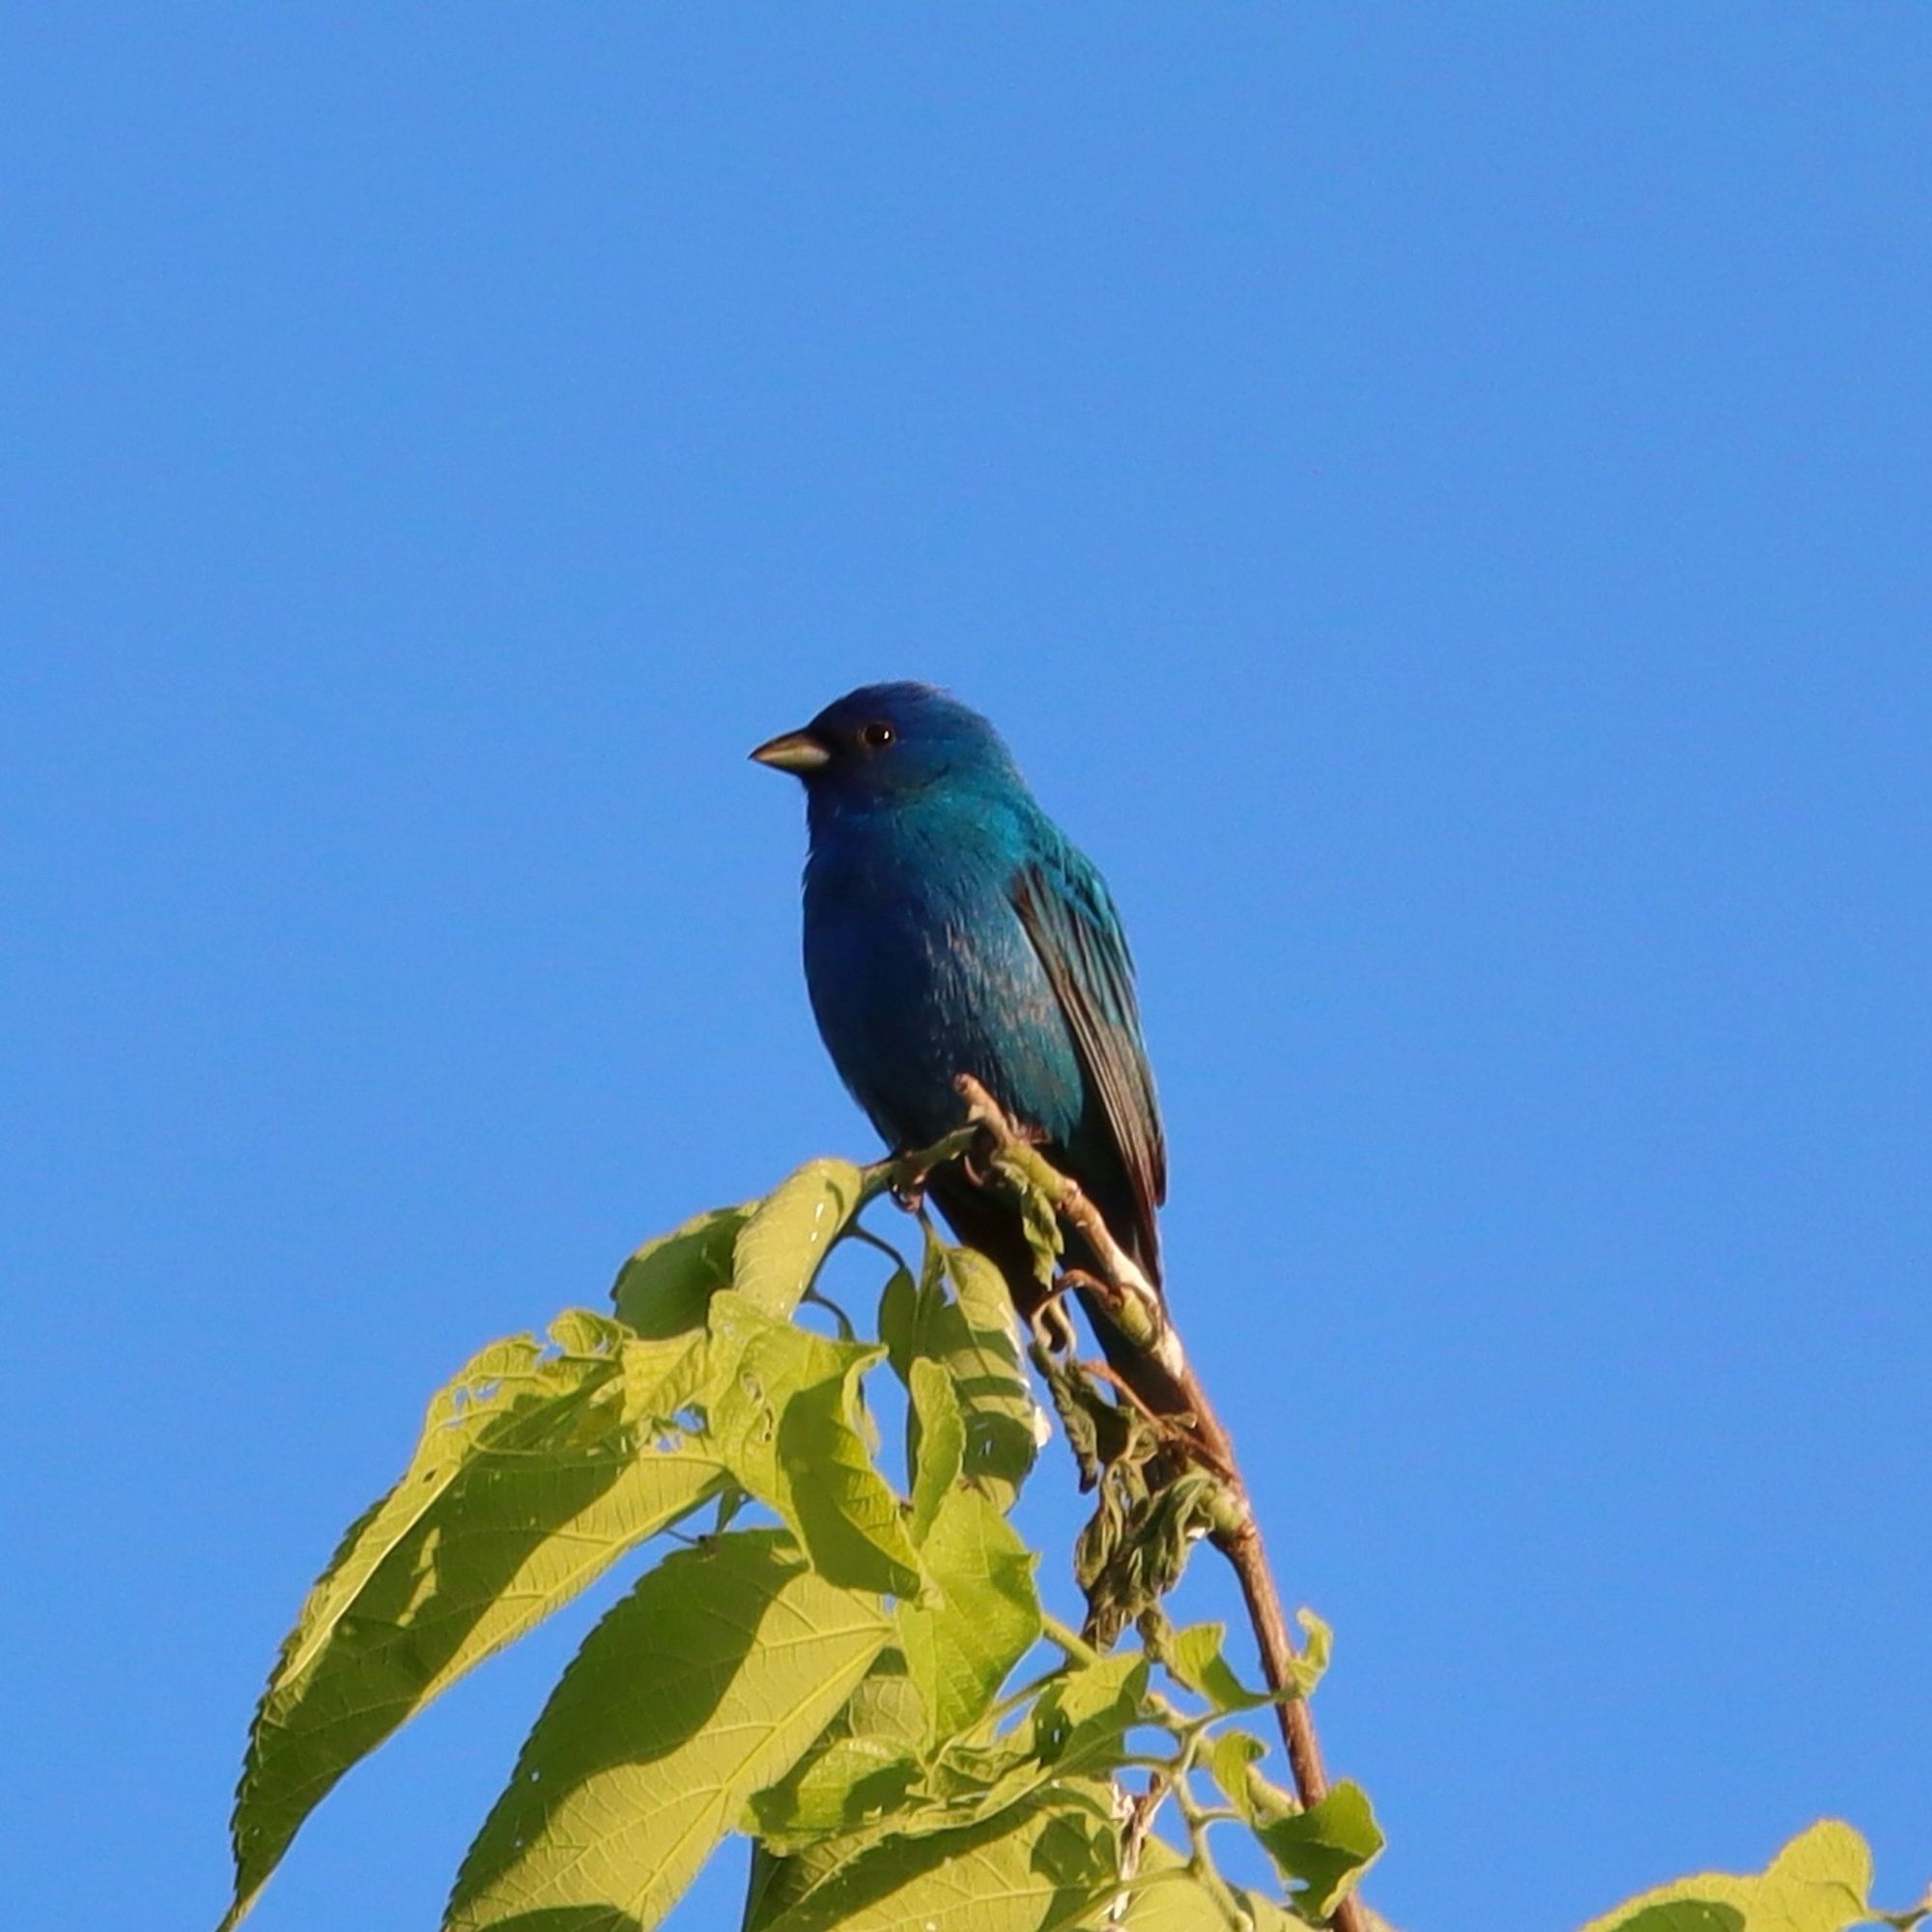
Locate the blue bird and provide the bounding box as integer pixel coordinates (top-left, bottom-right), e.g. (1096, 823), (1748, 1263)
(753, 682), (1170, 1384)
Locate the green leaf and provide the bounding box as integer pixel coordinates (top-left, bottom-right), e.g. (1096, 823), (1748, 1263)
(1113, 1836), (1221, 1930)
(905, 1358), (965, 1544)
(733, 1158), (867, 1316)
(1115, 1837), (1315, 1930)
(221, 1316), (724, 1931)
(753, 1640), (1150, 1922)
(1293, 1609), (1333, 1697)
(611, 1203), (754, 1336)
(1741, 1822), (1875, 1932)
(1252, 1780), (1384, 1922)
(1204, 1727), (1269, 1815)
(1579, 1820), (1881, 1932)
(742, 1660), (935, 1921)
(1201, 1724), (1304, 1892)
(709, 1292), (923, 1598)
(744, 1843), (815, 1932)
(1236, 1893), (1329, 1924)
(444, 1529), (891, 1932)
(876, 1262), (918, 1362)
(1031, 1652), (1150, 1773)
(913, 1651), (1149, 1838)
(1236, 1892), (1321, 1932)
(748, 1652), (927, 1853)
(1588, 1909), (1747, 1932)
(753, 1780), (1122, 1932)
(1164, 1620), (1270, 1713)
(881, 1236), (1039, 1513)
(844, 1648), (931, 1745)
(895, 1486), (1041, 1743)
(747, 1730), (921, 1851)
(745, 1839), (845, 1932)
(1116, 1882), (1234, 1930)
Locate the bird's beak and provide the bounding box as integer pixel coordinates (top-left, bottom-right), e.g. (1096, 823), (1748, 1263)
(749, 728), (831, 774)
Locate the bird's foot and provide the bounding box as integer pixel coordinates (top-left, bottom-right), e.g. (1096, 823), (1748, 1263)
(888, 1147), (931, 1212)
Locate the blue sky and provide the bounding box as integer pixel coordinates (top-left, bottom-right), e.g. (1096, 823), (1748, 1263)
(4, 9), (1927, 1929)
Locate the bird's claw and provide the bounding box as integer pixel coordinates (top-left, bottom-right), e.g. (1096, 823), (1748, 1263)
(889, 1150), (929, 1213)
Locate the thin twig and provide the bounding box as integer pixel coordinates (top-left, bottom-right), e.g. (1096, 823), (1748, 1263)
(1075, 1357), (1239, 1485)
(840, 1222), (911, 1273)
(862, 1124), (982, 1208)
(952, 1077), (1369, 1932)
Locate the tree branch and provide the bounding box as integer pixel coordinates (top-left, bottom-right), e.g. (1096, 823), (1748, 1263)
(951, 1074), (1369, 1932)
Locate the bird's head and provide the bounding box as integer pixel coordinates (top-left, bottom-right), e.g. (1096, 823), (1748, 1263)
(751, 682), (1019, 810)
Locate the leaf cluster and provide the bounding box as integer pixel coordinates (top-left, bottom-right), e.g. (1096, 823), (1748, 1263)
(219, 1155), (1374, 1932)
(216, 1147), (1923, 1932)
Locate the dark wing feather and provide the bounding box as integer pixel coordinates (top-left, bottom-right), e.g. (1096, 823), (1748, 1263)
(1011, 842), (1166, 1283)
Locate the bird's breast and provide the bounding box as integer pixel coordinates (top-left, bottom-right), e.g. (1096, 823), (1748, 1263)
(800, 822), (1085, 1153)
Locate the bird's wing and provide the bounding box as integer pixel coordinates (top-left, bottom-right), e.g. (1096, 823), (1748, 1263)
(1010, 838), (1167, 1277)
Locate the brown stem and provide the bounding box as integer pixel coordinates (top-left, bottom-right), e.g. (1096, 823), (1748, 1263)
(951, 1075), (1370, 1932)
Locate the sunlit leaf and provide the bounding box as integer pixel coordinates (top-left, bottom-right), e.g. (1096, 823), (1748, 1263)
(709, 1291), (923, 1598)
(1164, 1620), (1270, 1713)
(1116, 1836), (1314, 1930)
(1204, 1728), (1269, 1817)
(899, 1652), (1149, 1843)
(1579, 1819), (1881, 1932)
(1292, 1609), (1333, 1698)
(748, 1652), (926, 1854)
(880, 1236), (1038, 1513)
(1741, 1822), (1877, 1932)
(906, 1358), (965, 1544)
(1587, 1908), (1746, 1932)
(221, 1316), (722, 1931)
(1236, 1892), (1321, 1931)
(444, 1530), (891, 1932)
(1252, 1780), (1384, 1922)
(734, 1158), (867, 1316)
(895, 1486), (1040, 1743)
(1030, 1652), (1149, 1774)
(753, 1781), (1122, 1932)
(611, 1203), (754, 1336)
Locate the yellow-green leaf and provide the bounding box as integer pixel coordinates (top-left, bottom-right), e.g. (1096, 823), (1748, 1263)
(747, 1652), (927, 1854)
(734, 1157), (867, 1315)
(709, 1291), (923, 1598)
(906, 1357), (965, 1544)
(1254, 1780), (1384, 1922)
(1588, 1909), (1746, 1932)
(1033, 1652), (1150, 1775)
(755, 1780), (1122, 1932)
(881, 1236), (1038, 1513)
(221, 1316), (723, 1931)
(1117, 1836), (1316, 1930)
(1580, 1820), (1880, 1932)
(1164, 1620), (1270, 1713)
(895, 1486), (1040, 1743)
(444, 1530), (891, 1932)
(611, 1202), (754, 1336)
(1749, 1823), (1876, 1932)
(1205, 1727), (1268, 1815)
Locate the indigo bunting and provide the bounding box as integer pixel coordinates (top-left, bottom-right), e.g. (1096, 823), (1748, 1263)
(753, 682), (1170, 1383)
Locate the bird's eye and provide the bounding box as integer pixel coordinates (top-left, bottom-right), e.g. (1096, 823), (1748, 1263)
(860, 721), (895, 750)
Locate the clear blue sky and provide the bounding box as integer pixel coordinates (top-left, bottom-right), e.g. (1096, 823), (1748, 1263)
(4, 10), (1926, 1930)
